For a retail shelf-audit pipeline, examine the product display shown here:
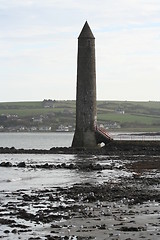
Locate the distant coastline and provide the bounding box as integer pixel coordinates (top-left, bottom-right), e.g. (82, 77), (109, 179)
(0, 100), (160, 133)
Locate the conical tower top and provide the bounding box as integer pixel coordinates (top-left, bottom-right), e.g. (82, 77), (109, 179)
(78, 21), (95, 39)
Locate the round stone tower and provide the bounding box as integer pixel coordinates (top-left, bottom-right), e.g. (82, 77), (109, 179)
(72, 21), (97, 148)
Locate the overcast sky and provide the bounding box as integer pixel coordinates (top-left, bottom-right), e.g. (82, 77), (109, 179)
(0, 0), (160, 102)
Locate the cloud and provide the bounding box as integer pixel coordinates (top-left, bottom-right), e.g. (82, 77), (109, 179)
(0, 0), (160, 101)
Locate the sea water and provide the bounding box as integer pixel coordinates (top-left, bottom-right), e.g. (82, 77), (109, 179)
(0, 132), (74, 149)
(0, 132), (158, 192)
(0, 132), (159, 150)
(0, 153), (131, 192)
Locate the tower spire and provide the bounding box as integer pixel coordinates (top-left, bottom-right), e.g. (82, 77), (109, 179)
(78, 21), (95, 39)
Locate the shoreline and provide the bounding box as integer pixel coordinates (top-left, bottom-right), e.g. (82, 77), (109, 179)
(0, 140), (160, 155)
(0, 155), (160, 239)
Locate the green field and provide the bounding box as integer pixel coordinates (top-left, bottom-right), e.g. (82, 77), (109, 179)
(0, 101), (75, 117)
(0, 100), (160, 132)
(98, 113), (157, 124)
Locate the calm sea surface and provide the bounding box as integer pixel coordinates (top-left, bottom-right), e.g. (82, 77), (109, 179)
(0, 132), (74, 149)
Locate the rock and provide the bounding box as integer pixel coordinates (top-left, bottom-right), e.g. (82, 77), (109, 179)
(12, 229), (18, 234)
(28, 237), (42, 240)
(61, 163), (66, 168)
(119, 226), (146, 232)
(68, 163), (76, 169)
(48, 194), (54, 201)
(98, 224), (106, 229)
(0, 162), (12, 167)
(17, 162), (26, 167)
(22, 194), (32, 201)
(93, 164), (103, 171)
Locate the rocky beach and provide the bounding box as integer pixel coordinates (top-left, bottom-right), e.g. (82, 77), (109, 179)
(0, 141), (160, 239)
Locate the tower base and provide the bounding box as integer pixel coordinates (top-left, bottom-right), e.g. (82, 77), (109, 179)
(72, 127), (113, 148)
(72, 130), (97, 148)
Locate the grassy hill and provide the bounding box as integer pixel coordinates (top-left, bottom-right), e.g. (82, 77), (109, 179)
(0, 100), (160, 132)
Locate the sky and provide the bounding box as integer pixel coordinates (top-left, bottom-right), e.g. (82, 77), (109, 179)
(0, 0), (160, 102)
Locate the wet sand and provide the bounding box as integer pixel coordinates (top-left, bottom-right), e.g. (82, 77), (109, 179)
(0, 141), (160, 239)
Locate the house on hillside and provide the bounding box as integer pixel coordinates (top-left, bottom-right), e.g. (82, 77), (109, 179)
(56, 125), (69, 132)
(115, 108), (125, 114)
(32, 116), (43, 123)
(39, 126), (51, 131)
